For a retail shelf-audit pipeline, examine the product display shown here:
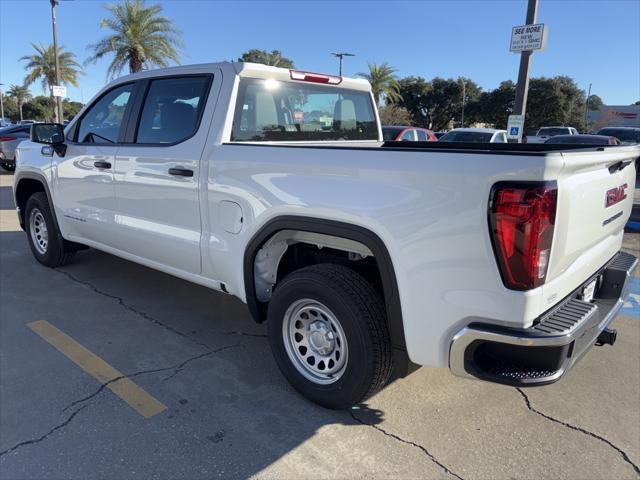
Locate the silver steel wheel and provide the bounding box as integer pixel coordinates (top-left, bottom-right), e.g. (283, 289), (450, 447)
(29, 208), (49, 255)
(282, 299), (349, 385)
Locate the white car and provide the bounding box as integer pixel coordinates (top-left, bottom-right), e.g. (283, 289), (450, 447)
(13, 62), (639, 408)
(527, 126), (579, 144)
(438, 128), (508, 143)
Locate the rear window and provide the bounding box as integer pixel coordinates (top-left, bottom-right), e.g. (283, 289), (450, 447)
(231, 78), (378, 142)
(537, 127), (570, 137)
(597, 128), (640, 143)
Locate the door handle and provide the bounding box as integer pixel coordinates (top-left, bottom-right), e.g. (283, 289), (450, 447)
(168, 167), (194, 177)
(94, 161), (112, 169)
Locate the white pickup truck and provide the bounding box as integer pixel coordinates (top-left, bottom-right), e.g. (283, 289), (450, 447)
(527, 126), (579, 144)
(13, 62), (639, 408)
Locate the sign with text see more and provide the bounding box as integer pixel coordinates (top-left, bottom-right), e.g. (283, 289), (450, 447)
(510, 23), (547, 52)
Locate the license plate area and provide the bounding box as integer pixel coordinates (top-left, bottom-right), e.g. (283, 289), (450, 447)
(579, 278), (598, 303)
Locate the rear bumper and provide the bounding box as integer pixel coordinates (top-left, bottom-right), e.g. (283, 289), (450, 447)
(449, 251), (638, 386)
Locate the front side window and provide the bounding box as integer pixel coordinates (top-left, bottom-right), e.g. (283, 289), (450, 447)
(231, 78), (378, 141)
(76, 84), (133, 143)
(136, 76), (211, 144)
(416, 130), (428, 141)
(400, 129), (415, 141)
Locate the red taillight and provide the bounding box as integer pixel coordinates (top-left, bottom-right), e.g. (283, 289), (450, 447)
(290, 69), (342, 85)
(489, 182), (557, 290)
(0, 137), (17, 142)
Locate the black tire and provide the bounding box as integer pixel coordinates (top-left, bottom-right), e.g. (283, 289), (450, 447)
(24, 192), (76, 267)
(1, 162), (15, 172)
(267, 263), (394, 409)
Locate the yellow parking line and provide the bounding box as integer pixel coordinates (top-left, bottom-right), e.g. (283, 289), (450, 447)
(0, 209), (21, 232)
(0, 175), (12, 187)
(28, 320), (167, 418)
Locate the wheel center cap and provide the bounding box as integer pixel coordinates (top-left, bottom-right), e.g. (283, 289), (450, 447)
(308, 321), (335, 355)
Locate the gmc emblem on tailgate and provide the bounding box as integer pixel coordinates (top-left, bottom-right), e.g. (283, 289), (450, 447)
(605, 184), (627, 207)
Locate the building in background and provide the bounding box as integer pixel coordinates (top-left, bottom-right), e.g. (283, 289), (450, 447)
(587, 105), (640, 130)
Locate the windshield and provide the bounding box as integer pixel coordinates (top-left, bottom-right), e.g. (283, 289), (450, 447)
(597, 128), (640, 143)
(439, 131), (493, 143)
(382, 127), (404, 141)
(537, 127), (570, 137)
(231, 78), (378, 142)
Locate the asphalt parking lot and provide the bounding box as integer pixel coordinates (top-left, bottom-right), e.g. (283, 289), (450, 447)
(0, 170), (639, 480)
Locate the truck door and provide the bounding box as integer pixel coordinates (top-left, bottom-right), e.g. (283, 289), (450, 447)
(112, 74), (217, 274)
(55, 82), (136, 246)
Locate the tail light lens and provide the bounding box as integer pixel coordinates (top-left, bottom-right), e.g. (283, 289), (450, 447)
(489, 182), (557, 290)
(0, 137), (17, 142)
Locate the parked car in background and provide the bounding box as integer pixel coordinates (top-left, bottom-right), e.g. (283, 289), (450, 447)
(438, 128), (507, 143)
(0, 118), (13, 128)
(434, 131), (447, 139)
(544, 134), (621, 145)
(596, 127), (640, 145)
(0, 124), (31, 171)
(382, 126), (437, 142)
(18, 120), (36, 125)
(528, 126), (579, 144)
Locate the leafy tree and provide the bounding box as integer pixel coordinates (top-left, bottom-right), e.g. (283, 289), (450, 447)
(63, 99), (84, 121)
(471, 80), (515, 129)
(238, 49), (295, 68)
(22, 96), (55, 122)
(86, 0), (182, 78)
(358, 62), (401, 106)
(394, 76), (431, 127)
(586, 94), (604, 111)
(526, 76), (587, 131)
(7, 84), (32, 122)
(378, 105), (412, 126)
(21, 43), (82, 122)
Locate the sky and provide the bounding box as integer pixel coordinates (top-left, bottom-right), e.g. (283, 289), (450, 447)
(0, 0), (639, 106)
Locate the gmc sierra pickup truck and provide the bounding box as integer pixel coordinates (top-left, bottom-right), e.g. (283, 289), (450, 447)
(13, 62), (639, 408)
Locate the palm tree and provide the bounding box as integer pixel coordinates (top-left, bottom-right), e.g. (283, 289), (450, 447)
(357, 62), (402, 105)
(86, 0), (182, 78)
(7, 85), (31, 122)
(21, 43), (82, 121)
(239, 49), (295, 68)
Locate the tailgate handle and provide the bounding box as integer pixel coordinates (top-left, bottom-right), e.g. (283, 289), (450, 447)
(607, 160), (632, 174)
(94, 161), (111, 169)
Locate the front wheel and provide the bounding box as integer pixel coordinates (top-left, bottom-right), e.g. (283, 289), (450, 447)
(267, 264), (394, 409)
(25, 192), (76, 267)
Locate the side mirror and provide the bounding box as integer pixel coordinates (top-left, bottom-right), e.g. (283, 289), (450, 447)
(31, 123), (66, 157)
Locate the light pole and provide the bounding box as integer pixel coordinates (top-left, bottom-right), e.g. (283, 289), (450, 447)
(0, 83), (5, 122)
(331, 52), (355, 76)
(584, 82), (592, 123)
(512, 0), (539, 123)
(460, 80), (466, 128)
(50, 0), (64, 123)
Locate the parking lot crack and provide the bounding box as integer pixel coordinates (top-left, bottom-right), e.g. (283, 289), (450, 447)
(221, 330), (267, 339)
(57, 269), (214, 351)
(0, 404), (89, 459)
(62, 344), (239, 413)
(516, 388), (640, 475)
(348, 409), (466, 480)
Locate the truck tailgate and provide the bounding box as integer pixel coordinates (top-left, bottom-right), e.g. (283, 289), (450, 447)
(546, 147), (638, 295)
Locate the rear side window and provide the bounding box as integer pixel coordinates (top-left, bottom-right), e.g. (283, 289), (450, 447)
(231, 78), (378, 141)
(76, 83), (133, 143)
(136, 76), (211, 144)
(416, 130), (428, 141)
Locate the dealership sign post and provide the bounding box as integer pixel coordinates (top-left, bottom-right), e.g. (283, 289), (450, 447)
(509, 0), (546, 143)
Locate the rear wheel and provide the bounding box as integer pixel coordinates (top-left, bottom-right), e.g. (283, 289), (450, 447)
(267, 264), (394, 409)
(25, 192), (76, 267)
